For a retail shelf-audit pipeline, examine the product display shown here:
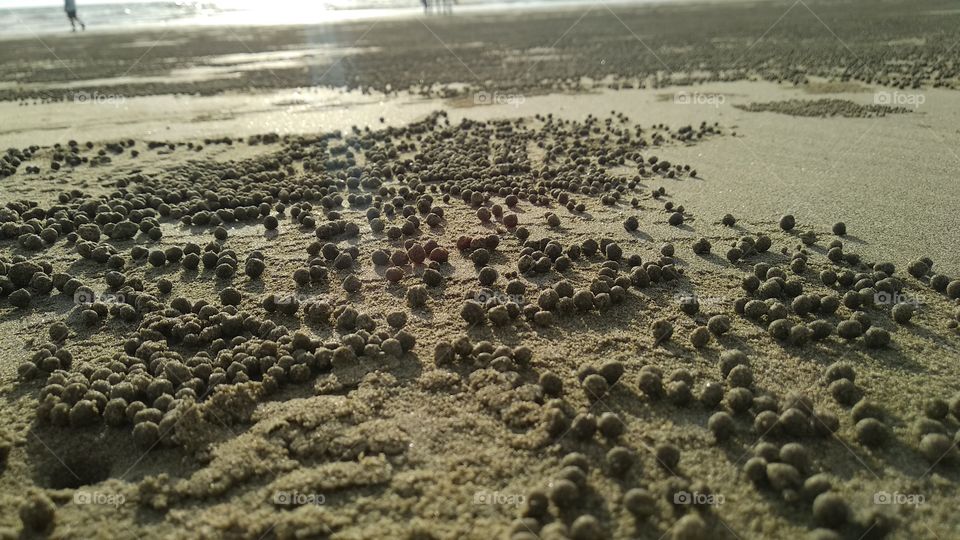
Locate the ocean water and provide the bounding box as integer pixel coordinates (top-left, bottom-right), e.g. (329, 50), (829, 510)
(0, 0), (664, 38)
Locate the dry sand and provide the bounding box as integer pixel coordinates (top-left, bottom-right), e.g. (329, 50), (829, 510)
(1, 1), (960, 539)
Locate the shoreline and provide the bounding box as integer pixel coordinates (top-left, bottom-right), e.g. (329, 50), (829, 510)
(0, 0), (741, 42)
(2, 0), (957, 104)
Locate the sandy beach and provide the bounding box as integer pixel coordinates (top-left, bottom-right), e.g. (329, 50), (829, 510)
(1, 0), (959, 538)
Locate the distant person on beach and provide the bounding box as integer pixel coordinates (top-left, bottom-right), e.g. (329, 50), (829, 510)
(65, 0), (86, 32)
